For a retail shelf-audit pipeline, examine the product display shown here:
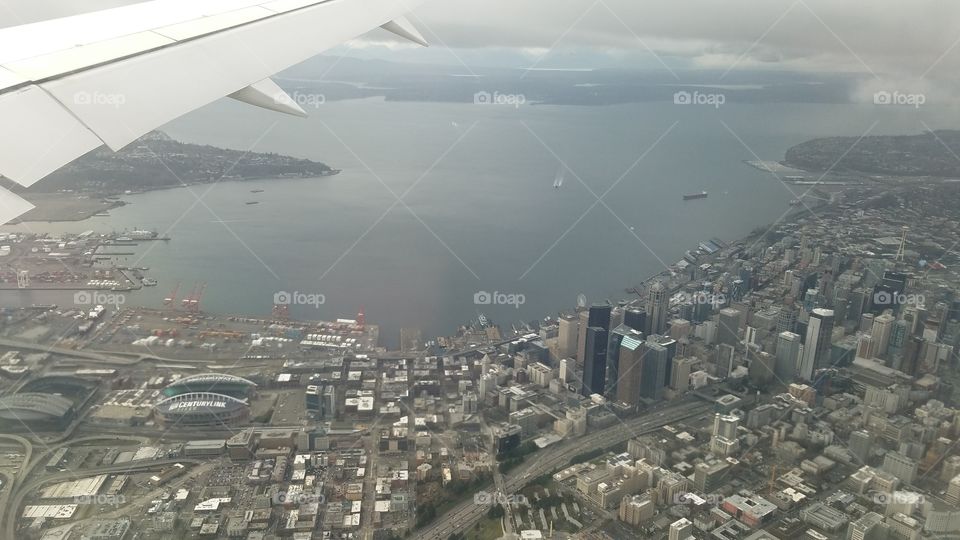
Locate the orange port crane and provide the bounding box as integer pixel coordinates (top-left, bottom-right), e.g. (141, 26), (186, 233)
(182, 281), (206, 313)
(163, 281), (180, 306)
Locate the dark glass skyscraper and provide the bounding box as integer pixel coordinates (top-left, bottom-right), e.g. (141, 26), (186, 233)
(581, 327), (608, 396)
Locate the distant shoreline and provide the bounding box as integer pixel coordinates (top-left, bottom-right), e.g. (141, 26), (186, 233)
(14, 170), (341, 223)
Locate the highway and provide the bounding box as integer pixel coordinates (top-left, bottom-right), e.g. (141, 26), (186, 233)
(1, 436), (148, 540)
(417, 400), (713, 539)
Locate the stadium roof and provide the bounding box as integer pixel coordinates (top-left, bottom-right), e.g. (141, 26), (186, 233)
(155, 392), (248, 415)
(164, 373), (256, 388)
(0, 392), (74, 419)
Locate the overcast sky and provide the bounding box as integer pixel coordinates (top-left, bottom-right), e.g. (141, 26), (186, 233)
(2, 0), (958, 95)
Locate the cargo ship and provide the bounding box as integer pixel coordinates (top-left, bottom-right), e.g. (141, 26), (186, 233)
(683, 191), (708, 200)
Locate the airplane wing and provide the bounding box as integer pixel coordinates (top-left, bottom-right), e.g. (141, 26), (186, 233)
(0, 0), (428, 223)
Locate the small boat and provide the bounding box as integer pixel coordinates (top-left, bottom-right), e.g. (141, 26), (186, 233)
(245, 201), (260, 205)
(553, 165), (565, 189)
(683, 191), (708, 200)
(789, 199), (802, 206)
(142, 278), (158, 287)
(250, 189), (264, 193)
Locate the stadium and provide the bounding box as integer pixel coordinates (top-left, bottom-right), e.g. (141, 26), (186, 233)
(153, 391), (249, 427)
(162, 373), (256, 399)
(0, 392), (76, 427)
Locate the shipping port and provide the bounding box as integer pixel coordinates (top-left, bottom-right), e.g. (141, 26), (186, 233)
(0, 231), (164, 291)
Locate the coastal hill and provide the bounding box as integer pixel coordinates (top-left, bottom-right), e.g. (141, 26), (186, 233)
(784, 130), (960, 177)
(8, 131), (336, 195)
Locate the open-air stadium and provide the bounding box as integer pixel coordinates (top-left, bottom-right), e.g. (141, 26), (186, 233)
(161, 373), (257, 399)
(153, 391), (250, 427)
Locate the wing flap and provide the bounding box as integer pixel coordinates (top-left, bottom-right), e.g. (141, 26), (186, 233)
(0, 85), (104, 186)
(0, 189), (35, 225)
(41, 0), (418, 151)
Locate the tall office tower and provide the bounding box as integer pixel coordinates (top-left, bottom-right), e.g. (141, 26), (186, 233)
(616, 335), (644, 406)
(646, 281), (669, 335)
(882, 452), (918, 485)
(832, 286), (850, 321)
(694, 460), (730, 493)
(669, 518), (693, 540)
(847, 288), (869, 322)
(589, 303), (612, 330)
(639, 341), (669, 401)
(656, 335), (678, 383)
(849, 430), (873, 463)
(606, 325), (640, 398)
(692, 294), (713, 323)
(777, 304), (798, 334)
(902, 336), (924, 376)
(799, 308), (834, 381)
(947, 475), (960, 506)
(716, 343), (735, 378)
(576, 309), (589, 367)
(559, 358), (570, 383)
(744, 326), (758, 347)
(581, 327), (608, 396)
(718, 308), (743, 347)
(624, 309), (646, 332)
(557, 314), (579, 360)
(804, 288), (821, 312)
(671, 357), (695, 393)
(860, 313), (875, 333)
(610, 304), (626, 331)
(872, 313), (895, 357)
(713, 413), (740, 438)
(775, 331), (802, 383)
(857, 334), (876, 360)
(889, 319), (908, 352)
(848, 512), (886, 540)
(748, 351), (775, 387)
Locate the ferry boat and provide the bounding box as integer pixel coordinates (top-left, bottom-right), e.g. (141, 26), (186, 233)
(683, 191), (708, 201)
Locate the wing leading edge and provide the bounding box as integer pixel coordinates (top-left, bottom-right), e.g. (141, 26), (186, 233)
(0, 0), (428, 223)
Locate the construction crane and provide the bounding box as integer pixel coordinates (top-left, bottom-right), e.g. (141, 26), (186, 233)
(163, 281), (180, 306)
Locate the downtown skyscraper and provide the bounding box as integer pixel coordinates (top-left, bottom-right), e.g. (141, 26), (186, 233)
(799, 308), (834, 381)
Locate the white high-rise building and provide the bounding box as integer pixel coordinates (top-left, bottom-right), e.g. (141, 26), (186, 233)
(669, 518), (693, 540)
(872, 313), (895, 357)
(799, 308), (834, 381)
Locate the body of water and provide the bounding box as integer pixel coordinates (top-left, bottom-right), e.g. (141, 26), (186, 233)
(4, 98), (952, 347)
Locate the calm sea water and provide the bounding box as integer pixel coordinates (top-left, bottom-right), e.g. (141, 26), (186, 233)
(3, 99), (953, 346)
